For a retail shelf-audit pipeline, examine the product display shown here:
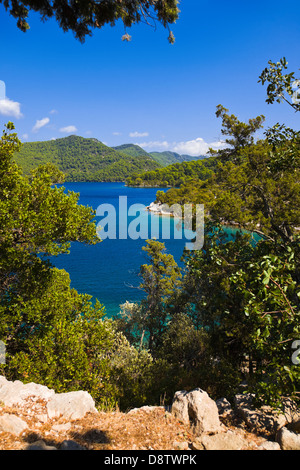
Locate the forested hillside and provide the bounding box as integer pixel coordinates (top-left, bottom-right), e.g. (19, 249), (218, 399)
(113, 144), (206, 167)
(14, 136), (161, 181)
(126, 156), (218, 187)
(112, 144), (150, 158)
(149, 151), (206, 167)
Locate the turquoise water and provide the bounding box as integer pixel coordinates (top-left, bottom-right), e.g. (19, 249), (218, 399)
(51, 182), (194, 317)
(51, 182), (256, 318)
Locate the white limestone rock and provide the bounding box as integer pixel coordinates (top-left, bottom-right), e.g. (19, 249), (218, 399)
(0, 375), (54, 407)
(277, 427), (300, 450)
(0, 413), (28, 436)
(47, 390), (98, 421)
(171, 388), (221, 436)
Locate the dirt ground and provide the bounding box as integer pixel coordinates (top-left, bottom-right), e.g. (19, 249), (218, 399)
(0, 400), (268, 450)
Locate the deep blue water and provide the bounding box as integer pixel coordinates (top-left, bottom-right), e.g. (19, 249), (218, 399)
(51, 182), (195, 318)
(51, 182), (258, 318)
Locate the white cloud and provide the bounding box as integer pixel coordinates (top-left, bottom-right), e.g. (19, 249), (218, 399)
(173, 137), (217, 156)
(138, 138), (227, 156)
(59, 125), (78, 134)
(209, 141), (227, 150)
(129, 131), (149, 138)
(138, 140), (170, 151)
(32, 117), (50, 133)
(22, 133), (29, 141)
(49, 109), (58, 114)
(112, 132), (122, 136)
(0, 98), (23, 119)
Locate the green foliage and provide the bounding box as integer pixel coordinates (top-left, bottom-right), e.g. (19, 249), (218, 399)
(149, 151), (206, 167)
(123, 101), (300, 407)
(112, 144), (150, 159)
(126, 157), (217, 187)
(154, 111), (299, 245)
(149, 151), (184, 167)
(1, 125), (99, 276)
(264, 123), (300, 172)
(5, 270), (157, 409)
(4, 268), (118, 407)
(3, 266), (157, 410)
(138, 239), (182, 354)
(0, 124), (158, 410)
(212, 104), (265, 162)
(177, 227), (300, 406)
(108, 333), (156, 409)
(1, 0), (180, 43)
(154, 313), (219, 399)
(113, 145), (205, 168)
(14, 135), (160, 182)
(116, 240), (182, 356)
(2, 65), (299, 411)
(259, 57), (300, 112)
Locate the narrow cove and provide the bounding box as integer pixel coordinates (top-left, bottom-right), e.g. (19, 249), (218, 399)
(51, 182), (250, 318)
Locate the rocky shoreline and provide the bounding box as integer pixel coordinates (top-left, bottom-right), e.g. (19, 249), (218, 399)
(146, 201), (183, 218)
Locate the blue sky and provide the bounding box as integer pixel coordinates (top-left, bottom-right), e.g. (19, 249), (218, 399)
(0, 0), (299, 155)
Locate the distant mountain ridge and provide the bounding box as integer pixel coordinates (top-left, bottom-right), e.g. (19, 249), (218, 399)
(14, 136), (160, 182)
(113, 144), (206, 167)
(112, 144), (150, 158)
(14, 136), (208, 182)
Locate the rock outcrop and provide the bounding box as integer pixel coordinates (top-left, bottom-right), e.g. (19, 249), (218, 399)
(0, 376), (55, 407)
(0, 413), (28, 436)
(0, 376), (97, 423)
(146, 202), (182, 218)
(277, 427), (300, 450)
(171, 389), (221, 435)
(46, 391), (98, 421)
(0, 376), (300, 450)
(170, 386), (300, 451)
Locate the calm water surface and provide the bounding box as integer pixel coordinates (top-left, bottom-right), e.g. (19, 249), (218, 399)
(52, 182), (193, 317)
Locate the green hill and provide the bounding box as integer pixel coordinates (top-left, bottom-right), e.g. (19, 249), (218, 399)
(149, 150), (207, 167)
(112, 144), (150, 158)
(112, 144), (206, 167)
(149, 151), (183, 167)
(180, 154), (207, 161)
(126, 157), (218, 187)
(14, 136), (161, 182)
